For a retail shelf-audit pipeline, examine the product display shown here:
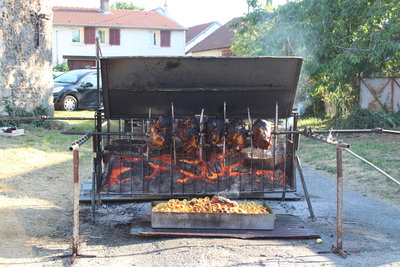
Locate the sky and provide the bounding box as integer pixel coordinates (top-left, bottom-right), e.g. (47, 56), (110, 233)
(51, 0), (287, 27)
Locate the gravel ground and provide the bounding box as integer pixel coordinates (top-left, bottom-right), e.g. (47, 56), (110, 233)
(1, 165), (399, 266)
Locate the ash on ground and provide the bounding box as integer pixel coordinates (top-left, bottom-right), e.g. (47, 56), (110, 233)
(82, 202), (152, 226)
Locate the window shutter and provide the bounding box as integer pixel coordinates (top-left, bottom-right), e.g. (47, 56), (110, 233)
(160, 31), (171, 47)
(84, 27), (95, 44)
(109, 29), (120, 45)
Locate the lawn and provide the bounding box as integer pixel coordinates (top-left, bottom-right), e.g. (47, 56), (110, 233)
(297, 117), (400, 205)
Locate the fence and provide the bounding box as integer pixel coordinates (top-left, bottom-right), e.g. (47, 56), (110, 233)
(360, 77), (400, 113)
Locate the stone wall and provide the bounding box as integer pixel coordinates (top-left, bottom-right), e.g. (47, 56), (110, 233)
(0, 0), (53, 116)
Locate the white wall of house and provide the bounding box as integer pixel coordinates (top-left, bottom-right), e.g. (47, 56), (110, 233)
(188, 49), (223, 57)
(185, 22), (221, 53)
(52, 26), (186, 66)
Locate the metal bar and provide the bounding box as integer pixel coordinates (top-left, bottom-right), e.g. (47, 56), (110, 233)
(304, 133), (350, 148)
(147, 108), (152, 162)
(96, 37), (101, 110)
(382, 129), (400, 135)
(273, 102), (278, 191)
(336, 147), (344, 252)
(296, 156), (315, 220)
(171, 103), (177, 165)
(344, 148), (400, 186)
(223, 102), (226, 167)
(247, 107), (254, 191)
(72, 149), (80, 262)
(283, 118), (288, 190)
(273, 128), (384, 135)
(199, 109), (204, 161)
(0, 116), (97, 121)
(62, 131), (149, 136)
(69, 134), (91, 151)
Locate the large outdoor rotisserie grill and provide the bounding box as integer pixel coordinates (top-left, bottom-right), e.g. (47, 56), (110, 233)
(96, 56), (303, 199)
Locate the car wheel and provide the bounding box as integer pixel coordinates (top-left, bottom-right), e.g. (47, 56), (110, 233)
(62, 95), (78, 111)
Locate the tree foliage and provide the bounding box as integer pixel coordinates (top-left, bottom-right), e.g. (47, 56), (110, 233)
(111, 2), (144, 10)
(232, 0), (400, 117)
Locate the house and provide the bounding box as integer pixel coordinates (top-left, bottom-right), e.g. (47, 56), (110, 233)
(52, 0), (186, 69)
(185, 21), (221, 53)
(186, 18), (240, 56)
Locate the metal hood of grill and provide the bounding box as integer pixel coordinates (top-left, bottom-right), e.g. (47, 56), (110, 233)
(100, 56), (303, 119)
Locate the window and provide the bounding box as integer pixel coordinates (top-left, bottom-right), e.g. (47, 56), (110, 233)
(72, 29), (80, 43)
(150, 32), (159, 46)
(160, 31), (171, 47)
(97, 29), (106, 44)
(84, 27), (95, 44)
(109, 29), (120, 45)
(81, 73), (100, 89)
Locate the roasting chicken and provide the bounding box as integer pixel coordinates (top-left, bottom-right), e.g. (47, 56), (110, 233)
(149, 115), (172, 148)
(252, 119), (272, 149)
(225, 119), (248, 151)
(177, 117), (200, 151)
(205, 117), (225, 146)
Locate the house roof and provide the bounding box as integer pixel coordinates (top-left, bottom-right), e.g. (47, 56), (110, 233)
(53, 7), (185, 30)
(187, 18), (240, 53)
(186, 22), (215, 44)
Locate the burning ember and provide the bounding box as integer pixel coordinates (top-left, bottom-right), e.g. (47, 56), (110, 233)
(101, 150), (286, 189)
(100, 116), (287, 193)
(152, 196), (272, 214)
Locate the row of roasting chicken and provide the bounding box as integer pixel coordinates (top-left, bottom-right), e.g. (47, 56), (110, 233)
(148, 115), (272, 152)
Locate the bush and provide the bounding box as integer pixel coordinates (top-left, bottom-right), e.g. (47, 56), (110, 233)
(0, 102), (51, 128)
(53, 63), (69, 72)
(331, 107), (400, 129)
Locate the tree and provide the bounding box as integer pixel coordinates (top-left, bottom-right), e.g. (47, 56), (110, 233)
(111, 2), (144, 10)
(232, 0), (400, 117)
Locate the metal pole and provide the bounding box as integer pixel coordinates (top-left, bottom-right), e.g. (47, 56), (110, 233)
(344, 148), (400, 186)
(96, 37), (101, 110)
(72, 149), (80, 263)
(296, 156), (315, 220)
(336, 147), (345, 257)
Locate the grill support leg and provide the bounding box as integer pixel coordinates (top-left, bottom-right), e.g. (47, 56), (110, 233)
(72, 149), (80, 262)
(335, 147), (346, 257)
(56, 149), (95, 263)
(295, 156), (315, 220)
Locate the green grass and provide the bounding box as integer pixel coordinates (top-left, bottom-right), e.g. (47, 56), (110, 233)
(298, 117), (400, 205)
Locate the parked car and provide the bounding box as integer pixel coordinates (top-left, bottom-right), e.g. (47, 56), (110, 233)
(53, 71), (64, 79)
(53, 69), (103, 111)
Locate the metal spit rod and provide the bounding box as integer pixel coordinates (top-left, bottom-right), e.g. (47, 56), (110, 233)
(0, 116), (97, 121)
(171, 103), (177, 165)
(199, 109), (204, 161)
(344, 148), (400, 186)
(273, 102), (278, 189)
(247, 107), (254, 189)
(223, 102), (226, 166)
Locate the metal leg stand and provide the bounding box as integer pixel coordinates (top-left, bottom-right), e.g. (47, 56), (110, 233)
(319, 147), (356, 258)
(58, 149), (95, 263)
(295, 155), (315, 220)
(333, 147), (347, 258)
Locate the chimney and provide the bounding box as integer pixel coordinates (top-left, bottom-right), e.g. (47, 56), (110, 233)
(163, 0), (168, 17)
(100, 0), (109, 13)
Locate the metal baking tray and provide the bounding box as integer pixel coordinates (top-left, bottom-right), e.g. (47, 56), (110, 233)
(151, 206), (275, 230)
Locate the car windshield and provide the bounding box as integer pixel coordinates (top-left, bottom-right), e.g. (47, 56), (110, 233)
(54, 70), (92, 84)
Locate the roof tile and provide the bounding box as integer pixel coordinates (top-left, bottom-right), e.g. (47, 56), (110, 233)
(53, 7), (185, 30)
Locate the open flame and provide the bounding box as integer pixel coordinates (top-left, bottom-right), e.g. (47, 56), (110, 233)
(101, 151), (286, 188)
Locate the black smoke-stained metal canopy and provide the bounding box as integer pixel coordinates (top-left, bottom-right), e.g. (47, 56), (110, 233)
(100, 56), (303, 119)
